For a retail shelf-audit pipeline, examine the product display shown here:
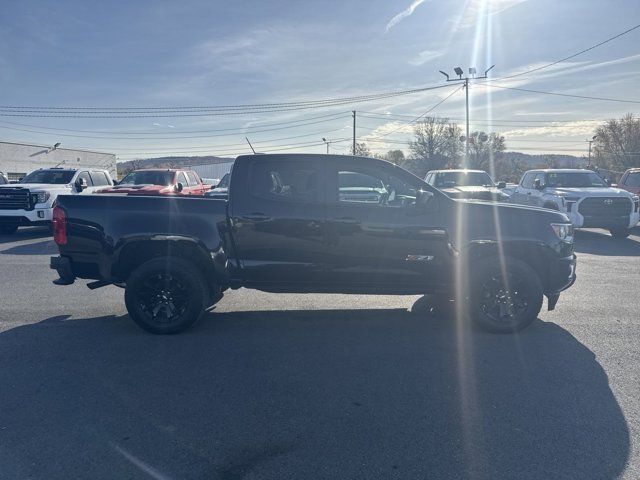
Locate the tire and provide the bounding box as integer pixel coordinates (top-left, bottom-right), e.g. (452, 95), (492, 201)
(467, 257), (543, 334)
(0, 224), (18, 234)
(609, 228), (631, 239)
(124, 257), (209, 334)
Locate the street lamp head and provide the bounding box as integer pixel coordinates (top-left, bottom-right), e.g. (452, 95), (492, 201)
(592, 134), (598, 140)
(454, 67), (464, 77)
(439, 70), (450, 81)
(53, 142), (61, 149)
(322, 138), (327, 142)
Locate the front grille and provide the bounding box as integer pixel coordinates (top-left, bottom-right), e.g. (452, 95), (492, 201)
(578, 197), (632, 217)
(0, 188), (31, 210)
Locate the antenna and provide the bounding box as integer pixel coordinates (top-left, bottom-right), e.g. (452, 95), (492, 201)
(245, 137), (256, 154)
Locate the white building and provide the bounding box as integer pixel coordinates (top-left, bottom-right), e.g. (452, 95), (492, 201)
(0, 141), (116, 181)
(190, 160), (234, 181)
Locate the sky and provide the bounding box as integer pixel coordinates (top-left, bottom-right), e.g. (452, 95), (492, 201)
(1, 0), (639, 161)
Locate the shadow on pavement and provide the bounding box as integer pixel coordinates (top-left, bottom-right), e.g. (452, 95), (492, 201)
(0, 239), (58, 256)
(0, 308), (630, 479)
(0, 227), (51, 244)
(574, 229), (640, 256)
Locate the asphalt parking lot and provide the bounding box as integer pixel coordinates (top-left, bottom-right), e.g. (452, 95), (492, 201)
(0, 227), (639, 479)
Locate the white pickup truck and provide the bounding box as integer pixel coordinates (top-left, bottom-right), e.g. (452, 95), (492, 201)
(510, 169), (640, 238)
(0, 167), (114, 234)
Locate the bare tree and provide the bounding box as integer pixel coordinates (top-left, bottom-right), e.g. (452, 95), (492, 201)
(384, 150), (405, 164)
(467, 131), (506, 171)
(593, 113), (640, 171)
(406, 117), (462, 177)
(351, 142), (372, 157)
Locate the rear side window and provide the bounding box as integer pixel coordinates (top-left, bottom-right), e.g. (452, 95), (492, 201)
(90, 171), (110, 186)
(186, 172), (199, 185)
(77, 171), (93, 186)
(250, 161), (320, 203)
(521, 172), (535, 188)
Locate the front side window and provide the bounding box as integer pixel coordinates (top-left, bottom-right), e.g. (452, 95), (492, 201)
(335, 165), (418, 207)
(77, 171), (93, 186)
(521, 172), (536, 188)
(623, 172), (640, 187)
(250, 161), (320, 203)
(177, 172), (188, 186)
(20, 170), (75, 184)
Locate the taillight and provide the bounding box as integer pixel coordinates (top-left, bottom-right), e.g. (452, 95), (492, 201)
(52, 206), (67, 245)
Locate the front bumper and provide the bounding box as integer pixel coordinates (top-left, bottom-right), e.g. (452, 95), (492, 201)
(547, 253), (577, 294)
(0, 207), (53, 225)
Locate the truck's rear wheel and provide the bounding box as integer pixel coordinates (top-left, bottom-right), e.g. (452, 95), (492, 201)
(467, 257), (543, 333)
(124, 257), (208, 334)
(609, 227), (631, 239)
(0, 224), (18, 234)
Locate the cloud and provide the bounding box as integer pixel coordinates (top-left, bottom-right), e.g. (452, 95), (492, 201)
(408, 49), (444, 66)
(386, 0), (428, 32)
(502, 120), (601, 138)
(451, 0), (528, 31)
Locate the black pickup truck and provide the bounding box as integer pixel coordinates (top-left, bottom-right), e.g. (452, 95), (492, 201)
(51, 154), (576, 334)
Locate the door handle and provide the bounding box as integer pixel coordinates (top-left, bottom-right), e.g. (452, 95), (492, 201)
(241, 213), (271, 222)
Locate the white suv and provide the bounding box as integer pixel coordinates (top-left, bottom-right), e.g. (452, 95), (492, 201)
(511, 169), (640, 238)
(0, 167), (114, 234)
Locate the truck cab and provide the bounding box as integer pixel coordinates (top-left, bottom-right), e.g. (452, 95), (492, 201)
(0, 167), (113, 234)
(511, 169), (640, 238)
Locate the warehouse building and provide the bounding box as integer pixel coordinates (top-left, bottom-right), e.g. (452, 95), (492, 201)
(0, 141), (116, 181)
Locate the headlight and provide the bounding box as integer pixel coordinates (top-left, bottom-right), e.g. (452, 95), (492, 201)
(551, 223), (574, 242)
(31, 192), (50, 204)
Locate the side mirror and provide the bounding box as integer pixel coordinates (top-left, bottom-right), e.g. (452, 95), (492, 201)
(175, 182), (184, 193)
(604, 178), (611, 186)
(533, 178), (543, 190)
(75, 178), (87, 192)
(414, 190), (435, 209)
(497, 181), (507, 189)
(112, 179), (118, 186)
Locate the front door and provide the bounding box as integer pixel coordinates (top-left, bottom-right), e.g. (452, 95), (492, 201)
(323, 158), (451, 292)
(229, 156), (327, 286)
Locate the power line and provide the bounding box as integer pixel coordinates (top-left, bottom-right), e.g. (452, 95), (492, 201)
(497, 23), (640, 81)
(480, 82), (640, 104)
(0, 84), (452, 118)
(0, 111), (349, 135)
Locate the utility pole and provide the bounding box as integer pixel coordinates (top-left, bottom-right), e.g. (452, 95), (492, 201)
(439, 65), (494, 167)
(322, 137), (330, 154)
(587, 134), (597, 168)
(352, 110), (356, 155)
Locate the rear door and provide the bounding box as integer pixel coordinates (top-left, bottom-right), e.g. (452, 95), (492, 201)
(229, 157), (327, 286)
(323, 158), (450, 290)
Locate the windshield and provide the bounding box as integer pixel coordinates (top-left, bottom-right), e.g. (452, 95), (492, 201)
(119, 171), (175, 186)
(435, 171), (495, 188)
(20, 170), (75, 184)
(546, 172), (607, 188)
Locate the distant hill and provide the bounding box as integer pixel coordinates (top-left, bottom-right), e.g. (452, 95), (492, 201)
(117, 155), (234, 173)
(503, 151), (585, 168)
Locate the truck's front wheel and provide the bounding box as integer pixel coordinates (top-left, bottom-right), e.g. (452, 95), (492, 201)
(125, 257), (208, 334)
(467, 257), (543, 333)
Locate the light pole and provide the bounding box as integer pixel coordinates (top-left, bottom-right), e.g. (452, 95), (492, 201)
(587, 135), (597, 168)
(439, 65), (494, 166)
(322, 137), (330, 154)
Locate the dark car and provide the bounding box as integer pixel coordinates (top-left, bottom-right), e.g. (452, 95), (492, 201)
(425, 169), (509, 202)
(51, 154), (576, 335)
(204, 172), (230, 199)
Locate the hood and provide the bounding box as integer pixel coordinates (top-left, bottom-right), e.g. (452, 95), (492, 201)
(98, 184), (176, 195)
(0, 183), (73, 192)
(451, 199), (571, 243)
(546, 187), (635, 198)
(442, 185), (508, 201)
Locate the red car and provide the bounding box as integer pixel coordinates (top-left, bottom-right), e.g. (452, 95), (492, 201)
(617, 168), (640, 195)
(98, 169), (209, 196)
